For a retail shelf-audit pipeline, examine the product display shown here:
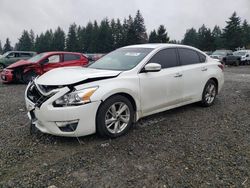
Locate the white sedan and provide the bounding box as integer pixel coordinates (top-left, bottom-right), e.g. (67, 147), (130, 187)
(25, 44), (224, 138)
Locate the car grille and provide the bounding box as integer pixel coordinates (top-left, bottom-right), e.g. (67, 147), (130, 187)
(27, 83), (53, 108)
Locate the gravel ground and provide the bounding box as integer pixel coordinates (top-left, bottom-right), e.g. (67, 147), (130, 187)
(0, 66), (249, 187)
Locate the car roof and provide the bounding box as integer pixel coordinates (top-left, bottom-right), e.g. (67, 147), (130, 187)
(122, 43), (208, 56)
(43, 51), (83, 55)
(6, 51), (37, 53)
(122, 43), (200, 50)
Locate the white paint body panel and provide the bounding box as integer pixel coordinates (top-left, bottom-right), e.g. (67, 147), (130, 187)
(25, 44), (224, 137)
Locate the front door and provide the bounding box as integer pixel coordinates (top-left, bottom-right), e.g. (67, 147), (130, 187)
(139, 48), (183, 116)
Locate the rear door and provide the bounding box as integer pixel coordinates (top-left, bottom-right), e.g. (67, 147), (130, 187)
(177, 48), (208, 102)
(139, 48), (183, 116)
(61, 53), (85, 67)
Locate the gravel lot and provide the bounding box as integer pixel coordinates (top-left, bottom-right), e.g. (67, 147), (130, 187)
(0, 66), (250, 187)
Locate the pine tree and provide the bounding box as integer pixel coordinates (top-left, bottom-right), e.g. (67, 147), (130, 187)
(30, 30), (35, 50)
(66, 23), (79, 52)
(182, 28), (199, 47)
(52, 27), (65, 51)
(223, 12), (242, 50)
(242, 20), (250, 48)
(97, 18), (113, 53)
(148, 30), (158, 43)
(83, 22), (94, 53)
(157, 25), (170, 43)
(212, 25), (224, 49)
(16, 30), (33, 51)
(0, 41), (3, 54)
(133, 10), (147, 44)
(197, 25), (214, 51)
(3, 38), (12, 53)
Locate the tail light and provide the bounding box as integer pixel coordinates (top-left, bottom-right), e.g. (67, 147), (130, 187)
(218, 64), (224, 71)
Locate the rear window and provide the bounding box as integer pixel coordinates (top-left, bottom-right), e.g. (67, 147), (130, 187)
(178, 48), (201, 65)
(64, 54), (80, 61)
(20, 53), (32, 57)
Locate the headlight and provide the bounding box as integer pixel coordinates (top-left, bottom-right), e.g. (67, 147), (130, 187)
(54, 87), (98, 106)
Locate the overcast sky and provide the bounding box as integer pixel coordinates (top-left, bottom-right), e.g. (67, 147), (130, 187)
(0, 0), (249, 45)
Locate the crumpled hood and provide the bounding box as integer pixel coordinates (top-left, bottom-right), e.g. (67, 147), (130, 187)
(36, 66), (121, 86)
(7, 60), (34, 69)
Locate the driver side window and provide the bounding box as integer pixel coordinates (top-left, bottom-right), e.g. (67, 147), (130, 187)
(149, 48), (179, 69)
(48, 55), (60, 63)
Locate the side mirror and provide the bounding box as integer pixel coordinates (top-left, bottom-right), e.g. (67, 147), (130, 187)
(41, 58), (49, 65)
(143, 63), (161, 73)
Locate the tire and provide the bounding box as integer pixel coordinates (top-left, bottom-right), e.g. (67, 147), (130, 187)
(22, 71), (37, 84)
(0, 63), (5, 72)
(200, 80), (217, 107)
(96, 95), (134, 138)
(235, 60), (240, 66)
(30, 123), (40, 135)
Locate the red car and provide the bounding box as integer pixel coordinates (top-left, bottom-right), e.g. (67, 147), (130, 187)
(1, 51), (88, 83)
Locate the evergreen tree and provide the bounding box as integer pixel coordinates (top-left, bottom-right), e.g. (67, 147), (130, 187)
(96, 18), (113, 53)
(66, 23), (79, 52)
(83, 22), (94, 52)
(16, 30), (33, 51)
(212, 25), (224, 49)
(115, 19), (124, 48)
(241, 20), (250, 48)
(133, 10), (147, 44)
(148, 30), (158, 43)
(3, 38), (12, 53)
(52, 27), (65, 51)
(197, 25), (214, 51)
(30, 30), (35, 50)
(0, 41), (2, 54)
(182, 28), (199, 47)
(223, 12), (242, 50)
(125, 15), (136, 45)
(157, 25), (170, 43)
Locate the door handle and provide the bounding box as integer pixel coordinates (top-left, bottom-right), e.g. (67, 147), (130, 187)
(202, 67), (208, 71)
(174, 73), (183, 78)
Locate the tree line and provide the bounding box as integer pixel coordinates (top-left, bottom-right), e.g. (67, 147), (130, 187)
(182, 12), (250, 51)
(0, 11), (249, 54)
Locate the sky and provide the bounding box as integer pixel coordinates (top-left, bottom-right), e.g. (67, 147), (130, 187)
(0, 0), (249, 46)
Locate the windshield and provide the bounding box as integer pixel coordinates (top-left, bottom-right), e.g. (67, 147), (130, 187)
(212, 51), (227, 56)
(233, 51), (246, 56)
(88, 48), (153, 71)
(1, 52), (10, 57)
(27, 53), (47, 62)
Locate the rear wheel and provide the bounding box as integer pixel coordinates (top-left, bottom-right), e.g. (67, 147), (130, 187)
(96, 95), (134, 138)
(235, 60), (240, 66)
(200, 80), (217, 107)
(22, 71), (37, 84)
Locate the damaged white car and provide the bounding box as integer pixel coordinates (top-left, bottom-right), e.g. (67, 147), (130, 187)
(25, 44), (224, 138)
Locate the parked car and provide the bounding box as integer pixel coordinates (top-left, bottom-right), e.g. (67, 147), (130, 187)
(210, 50), (233, 63)
(204, 51), (213, 56)
(84, 53), (105, 62)
(1, 51), (88, 84)
(224, 50), (250, 66)
(0, 51), (37, 71)
(25, 44), (224, 138)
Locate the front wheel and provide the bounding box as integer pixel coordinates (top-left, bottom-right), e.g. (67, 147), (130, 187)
(22, 71), (37, 84)
(200, 80), (217, 107)
(96, 95), (134, 138)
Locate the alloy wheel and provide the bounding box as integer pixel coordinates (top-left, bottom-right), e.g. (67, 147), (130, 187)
(105, 102), (130, 134)
(205, 84), (216, 104)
